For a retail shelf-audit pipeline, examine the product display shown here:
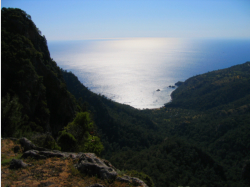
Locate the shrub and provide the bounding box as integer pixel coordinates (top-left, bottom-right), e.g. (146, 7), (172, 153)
(31, 133), (61, 150)
(57, 130), (76, 152)
(62, 112), (104, 155)
(81, 136), (104, 156)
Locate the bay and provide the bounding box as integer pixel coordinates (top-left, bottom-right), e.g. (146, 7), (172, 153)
(48, 38), (250, 109)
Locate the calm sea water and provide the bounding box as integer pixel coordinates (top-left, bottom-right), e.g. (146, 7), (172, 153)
(48, 38), (250, 109)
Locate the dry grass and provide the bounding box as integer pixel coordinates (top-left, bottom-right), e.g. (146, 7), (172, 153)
(1, 139), (134, 187)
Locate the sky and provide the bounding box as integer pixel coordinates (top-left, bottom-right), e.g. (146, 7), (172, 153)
(1, 0), (250, 40)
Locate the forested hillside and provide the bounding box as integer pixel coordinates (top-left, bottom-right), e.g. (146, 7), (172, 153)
(61, 61), (250, 186)
(1, 8), (104, 155)
(167, 62), (250, 111)
(2, 8), (250, 187)
(1, 8), (80, 137)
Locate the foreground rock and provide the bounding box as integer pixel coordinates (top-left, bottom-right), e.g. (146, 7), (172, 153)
(9, 159), (29, 169)
(117, 176), (148, 187)
(17, 137), (148, 186)
(87, 184), (106, 187)
(76, 153), (117, 181)
(21, 149), (83, 159)
(19, 137), (48, 152)
(76, 153), (148, 186)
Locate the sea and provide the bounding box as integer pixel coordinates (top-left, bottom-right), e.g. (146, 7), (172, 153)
(48, 38), (250, 109)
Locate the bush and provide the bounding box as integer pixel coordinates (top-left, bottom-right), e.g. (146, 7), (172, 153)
(57, 130), (76, 152)
(62, 112), (104, 154)
(64, 112), (93, 141)
(82, 136), (104, 156)
(31, 133), (61, 150)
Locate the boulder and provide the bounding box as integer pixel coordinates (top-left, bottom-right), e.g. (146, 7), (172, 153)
(76, 153), (117, 181)
(22, 150), (47, 159)
(39, 151), (65, 158)
(116, 176), (148, 187)
(87, 184), (106, 187)
(19, 137), (48, 152)
(131, 177), (148, 187)
(19, 137), (37, 151)
(21, 149), (82, 160)
(116, 176), (131, 183)
(9, 159), (29, 169)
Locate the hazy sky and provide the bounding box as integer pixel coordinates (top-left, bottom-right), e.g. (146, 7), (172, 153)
(1, 0), (250, 40)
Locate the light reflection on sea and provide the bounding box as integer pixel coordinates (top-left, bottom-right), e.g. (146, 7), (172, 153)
(48, 38), (250, 109)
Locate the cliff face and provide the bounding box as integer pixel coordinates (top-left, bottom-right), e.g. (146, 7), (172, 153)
(1, 8), (79, 136)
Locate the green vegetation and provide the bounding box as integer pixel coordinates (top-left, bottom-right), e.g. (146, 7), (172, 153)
(59, 112), (104, 155)
(1, 7), (80, 138)
(31, 133), (61, 150)
(1, 154), (22, 166)
(1, 7), (250, 187)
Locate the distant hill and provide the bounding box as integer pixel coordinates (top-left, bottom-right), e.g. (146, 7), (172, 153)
(166, 61), (250, 111)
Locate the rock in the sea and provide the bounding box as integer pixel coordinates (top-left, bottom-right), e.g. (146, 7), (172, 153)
(76, 153), (117, 181)
(9, 159), (29, 169)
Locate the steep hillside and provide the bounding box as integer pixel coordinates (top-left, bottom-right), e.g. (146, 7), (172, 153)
(1, 8), (79, 137)
(61, 70), (162, 157)
(138, 62), (250, 186)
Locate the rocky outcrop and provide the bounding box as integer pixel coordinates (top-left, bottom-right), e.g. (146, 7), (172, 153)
(19, 137), (48, 152)
(116, 176), (148, 187)
(76, 153), (117, 181)
(21, 150), (47, 159)
(17, 137), (148, 186)
(21, 149), (82, 160)
(9, 159), (29, 169)
(87, 184), (106, 187)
